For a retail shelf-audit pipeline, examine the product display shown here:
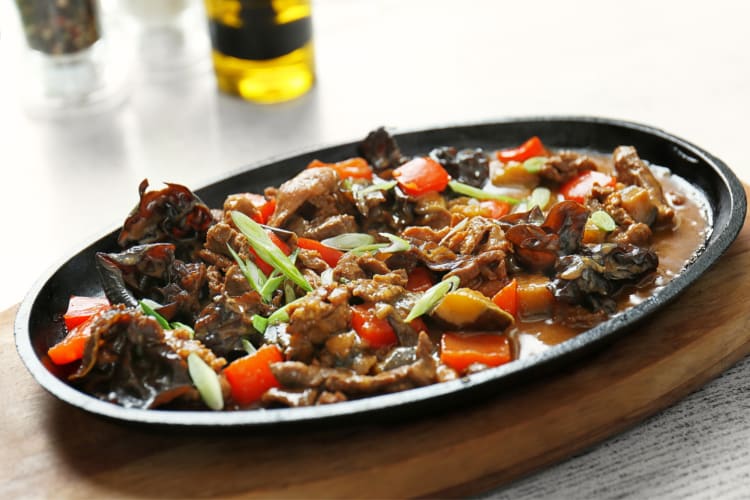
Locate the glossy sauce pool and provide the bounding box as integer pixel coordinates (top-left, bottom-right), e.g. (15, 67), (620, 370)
(511, 159), (712, 359)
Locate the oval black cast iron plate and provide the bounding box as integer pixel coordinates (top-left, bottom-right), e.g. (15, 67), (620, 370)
(14, 117), (747, 429)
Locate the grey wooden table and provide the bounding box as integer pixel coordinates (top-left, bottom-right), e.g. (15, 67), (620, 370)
(1, 0), (748, 497)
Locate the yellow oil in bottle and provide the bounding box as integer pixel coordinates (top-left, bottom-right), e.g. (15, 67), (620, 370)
(204, 0), (315, 103)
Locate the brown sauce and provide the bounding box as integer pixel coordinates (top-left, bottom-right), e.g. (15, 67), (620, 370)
(509, 156), (711, 359)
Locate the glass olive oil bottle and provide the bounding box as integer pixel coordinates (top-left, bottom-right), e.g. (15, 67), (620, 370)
(204, 0), (315, 103)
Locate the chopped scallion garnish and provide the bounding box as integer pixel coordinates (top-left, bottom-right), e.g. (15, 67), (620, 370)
(170, 321), (194, 338)
(241, 338), (257, 354)
(267, 307), (290, 326)
(590, 210), (617, 232)
(321, 268), (334, 285)
(139, 300), (170, 329)
(321, 233), (375, 251)
(350, 242), (388, 255)
(357, 180), (397, 196)
(259, 275), (284, 303)
(527, 187), (551, 210)
(251, 314), (269, 333)
(405, 275), (461, 322)
(523, 156), (547, 173)
(284, 281), (296, 304)
(448, 180), (520, 204)
(378, 232), (411, 253)
(227, 243), (266, 293)
(187, 353), (223, 411)
(231, 211), (312, 292)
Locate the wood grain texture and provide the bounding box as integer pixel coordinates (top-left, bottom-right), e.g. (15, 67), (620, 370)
(1, 200), (749, 499)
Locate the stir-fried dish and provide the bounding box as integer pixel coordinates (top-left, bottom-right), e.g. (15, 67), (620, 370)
(47, 129), (710, 411)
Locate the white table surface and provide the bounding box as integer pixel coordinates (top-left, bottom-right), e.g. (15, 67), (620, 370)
(1, 0), (749, 497)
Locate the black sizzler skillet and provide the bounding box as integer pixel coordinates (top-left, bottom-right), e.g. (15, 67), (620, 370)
(14, 117), (747, 429)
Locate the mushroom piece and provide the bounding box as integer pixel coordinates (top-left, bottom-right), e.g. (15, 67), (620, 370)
(118, 179), (214, 260)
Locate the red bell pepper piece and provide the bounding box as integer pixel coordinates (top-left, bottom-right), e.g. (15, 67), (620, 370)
(351, 305), (398, 348)
(491, 279), (518, 317)
(480, 200), (511, 219)
(49, 310), (108, 365)
(392, 157), (450, 197)
(307, 157), (373, 180)
(62, 295), (110, 330)
(296, 237), (344, 267)
(406, 266), (435, 293)
(224, 344), (283, 406)
(409, 317), (428, 335)
(243, 193), (276, 225)
(496, 136), (548, 163)
(440, 332), (512, 373)
(560, 170), (616, 203)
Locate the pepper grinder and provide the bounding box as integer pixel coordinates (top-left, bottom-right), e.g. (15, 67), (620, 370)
(12, 0), (130, 117)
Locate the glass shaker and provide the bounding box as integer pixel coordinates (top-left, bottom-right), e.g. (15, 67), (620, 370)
(12, 0), (129, 117)
(120, 0), (211, 78)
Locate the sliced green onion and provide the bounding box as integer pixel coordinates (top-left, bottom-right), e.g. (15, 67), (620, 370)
(187, 352), (223, 411)
(527, 187), (551, 210)
(321, 268), (334, 285)
(358, 180), (397, 196)
(251, 314), (269, 333)
(266, 295), (308, 327)
(231, 211), (312, 292)
(591, 210), (617, 232)
(378, 233), (411, 253)
(343, 233), (411, 255)
(267, 307), (290, 326)
(259, 275), (284, 302)
(321, 233), (375, 251)
(523, 156), (547, 173)
(284, 281), (296, 304)
(140, 298), (163, 310)
(350, 242), (388, 254)
(405, 275), (461, 322)
(241, 338), (257, 354)
(170, 321), (195, 338)
(227, 243), (266, 293)
(448, 180), (521, 204)
(139, 300), (170, 329)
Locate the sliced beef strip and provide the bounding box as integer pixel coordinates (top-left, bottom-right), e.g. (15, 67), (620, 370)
(289, 213), (359, 241)
(413, 191), (451, 229)
(222, 193), (264, 224)
(261, 387), (319, 407)
(270, 332), (437, 401)
(439, 216), (510, 256)
(540, 151), (601, 184)
(333, 252), (391, 282)
(436, 217), (511, 292)
(613, 146), (674, 225)
(269, 167), (340, 227)
(202, 222), (251, 271)
(347, 270), (408, 303)
(284, 285), (352, 362)
(297, 248), (330, 274)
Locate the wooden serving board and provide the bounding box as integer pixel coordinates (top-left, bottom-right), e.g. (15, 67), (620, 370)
(2, 196), (749, 499)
